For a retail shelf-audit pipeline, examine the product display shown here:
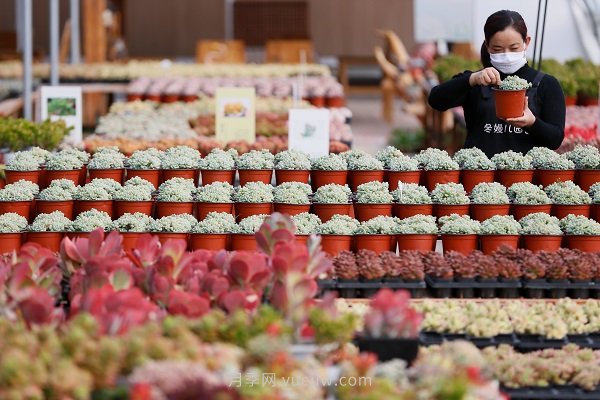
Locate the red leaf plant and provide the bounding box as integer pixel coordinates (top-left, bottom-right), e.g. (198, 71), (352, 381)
(363, 289), (422, 339)
(61, 229), (124, 276)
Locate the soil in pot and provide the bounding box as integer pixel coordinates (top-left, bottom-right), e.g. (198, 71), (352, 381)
(238, 169), (273, 186)
(575, 170), (600, 192)
(320, 235), (353, 256)
(190, 233), (229, 251)
(511, 203), (552, 221)
(311, 203), (352, 222)
(230, 234), (257, 251)
(0, 233), (23, 254)
(44, 169), (81, 187)
(470, 204), (510, 222)
(433, 203), (470, 219)
(495, 170), (534, 188)
(354, 337), (419, 364)
(88, 168), (124, 184)
(161, 169), (198, 185)
(566, 235), (600, 252)
(353, 234), (395, 254)
(349, 170), (385, 192)
(397, 234), (437, 253)
(5, 170), (42, 185)
(493, 88), (526, 119)
(480, 234), (520, 255)
(442, 234), (478, 255)
(354, 203), (393, 222)
(310, 170), (348, 190)
(200, 170), (236, 185)
(387, 170), (421, 191)
(0, 200), (33, 221)
(75, 200), (113, 218)
(121, 232), (144, 252)
(25, 231), (64, 252)
(196, 202), (234, 221)
(460, 170), (496, 193)
(534, 169), (575, 187)
(235, 202), (272, 222)
(275, 170), (310, 185)
(273, 203), (311, 217)
(114, 200), (154, 218)
(125, 169), (161, 189)
(393, 203), (433, 219)
(155, 201), (194, 218)
(424, 170), (460, 192)
(552, 204), (591, 220)
(36, 200), (75, 220)
(522, 235), (562, 252)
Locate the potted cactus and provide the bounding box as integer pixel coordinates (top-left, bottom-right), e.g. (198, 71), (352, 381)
(69, 209), (113, 239)
(73, 183), (113, 218)
(317, 214), (359, 256)
(343, 150), (385, 192)
(430, 182), (470, 218)
(26, 211), (72, 251)
(233, 181), (273, 222)
(231, 214), (268, 251)
(508, 182), (553, 220)
(291, 212), (321, 245)
(4, 150), (43, 185)
(311, 183), (352, 222)
(236, 149), (274, 186)
(87, 149), (126, 183)
(36, 182), (76, 219)
(392, 183), (433, 219)
(150, 213), (195, 246)
(491, 151), (534, 188)
(527, 147), (576, 187)
(453, 147), (496, 193)
(155, 177), (196, 218)
(439, 214), (481, 255)
(274, 149), (311, 184)
(387, 155), (421, 191)
(561, 215), (600, 252)
(415, 148), (460, 191)
(396, 214), (438, 252)
(354, 181), (393, 222)
(44, 151), (84, 186)
(198, 148), (237, 185)
(194, 181), (234, 220)
(0, 180), (37, 221)
(310, 153), (348, 189)
(125, 149), (162, 188)
(479, 215), (521, 254)
(469, 182), (510, 221)
(566, 144), (600, 191)
(113, 182), (154, 218)
(545, 180), (591, 219)
(190, 211), (236, 251)
(160, 146), (201, 184)
(519, 212), (563, 252)
(493, 75), (532, 119)
(354, 215), (398, 254)
(273, 182), (312, 216)
(111, 212), (155, 251)
(0, 213), (28, 253)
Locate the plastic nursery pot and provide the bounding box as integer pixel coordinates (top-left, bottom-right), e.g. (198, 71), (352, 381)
(310, 170), (348, 190)
(162, 94), (180, 103)
(275, 170), (310, 185)
(320, 235), (353, 256)
(534, 169), (576, 187)
(25, 231), (64, 252)
(424, 170), (460, 192)
(353, 234), (396, 254)
(353, 203), (393, 222)
(354, 336), (419, 364)
(66, 231), (90, 240)
(36, 200), (75, 220)
(387, 170), (422, 191)
(522, 235), (563, 252)
(295, 234), (310, 246)
(273, 203), (311, 217)
(397, 234), (437, 253)
(162, 169), (199, 185)
(566, 235), (600, 252)
(238, 169), (273, 186)
(565, 96), (577, 106)
(120, 232), (144, 252)
(495, 169), (534, 188)
(196, 202), (234, 221)
(0, 200), (33, 221)
(230, 233), (257, 251)
(510, 204), (552, 221)
(0, 233), (23, 254)
(460, 170), (496, 193)
(592, 204), (600, 223)
(5, 170), (42, 185)
(182, 95), (199, 102)
(75, 200), (113, 218)
(470, 204), (510, 222)
(235, 202), (272, 222)
(327, 96), (345, 108)
(442, 234), (478, 255)
(200, 169), (236, 185)
(348, 170), (385, 192)
(88, 168), (124, 184)
(311, 203), (352, 222)
(44, 169), (81, 187)
(493, 88), (527, 119)
(190, 233), (229, 251)
(127, 93), (144, 102)
(308, 96), (325, 107)
(552, 204), (591, 220)
(480, 234), (520, 255)
(575, 170), (600, 192)
(579, 95), (599, 107)
(125, 169), (161, 189)
(157, 233), (189, 248)
(79, 164), (88, 185)
(155, 201), (194, 218)
(433, 204), (470, 219)
(114, 200), (154, 218)
(393, 203), (433, 219)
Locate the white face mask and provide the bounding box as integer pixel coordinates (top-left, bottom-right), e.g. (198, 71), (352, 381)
(489, 50), (527, 74)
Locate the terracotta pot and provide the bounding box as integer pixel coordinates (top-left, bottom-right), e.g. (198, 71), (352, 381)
(125, 169), (161, 189)
(162, 94), (180, 103)
(157, 233), (189, 247)
(44, 169), (81, 187)
(295, 234), (310, 246)
(162, 169), (198, 185)
(353, 234), (395, 254)
(320, 234), (353, 256)
(182, 95), (199, 102)
(552, 204), (591, 220)
(460, 170), (496, 193)
(235, 202), (272, 222)
(79, 164), (88, 185)
(275, 170), (310, 185)
(565, 96), (577, 106)
(353, 203), (393, 222)
(0, 200), (32, 221)
(196, 202), (234, 221)
(155, 201), (194, 218)
(310, 170), (348, 190)
(493, 88), (526, 119)
(36, 200), (74, 220)
(121, 232), (144, 251)
(273, 203), (311, 216)
(592, 204), (600, 223)
(88, 168), (124, 184)
(25, 231), (64, 252)
(127, 93), (144, 102)
(579, 96), (599, 107)
(575, 170), (600, 192)
(387, 170), (421, 191)
(5, 169), (42, 185)
(397, 234), (437, 253)
(145, 94), (161, 102)
(75, 200), (113, 218)
(349, 170), (385, 192)
(522, 235), (562, 252)
(190, 233), (229, 251)
(66, 231), (89, 240)
(495, 170), (534, 188)
(327, 96), (345, 108)
(470, 204), (510, 222)
(566, 235), (600, 252)
(480, 234), (520, 255)
(230, 234), (257, 251)
(393, 203), (433, 219)
(535, 169), (575, 187)
(309, 96), (325, 107)
(442, 234), (478, 255)
(511, 203), (552, 221)
(238, 169), (273, 186)
(200, 169), (236, 185)
(0, 232), (22, 254)
(114, 200), (154, 218)
(433, 203), (470, 219)
(0, 178), (4, 189)
(311, 203), (352, 222)
(424, 170), (460, 192)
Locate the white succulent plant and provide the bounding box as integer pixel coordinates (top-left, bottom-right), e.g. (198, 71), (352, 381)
(112, 212), (154, 232)
(48, 179), (78, 193)
(4, 180), (39, 197)
(273, 182), (312, 204)
(88, 153), (125, 169)
(124, 176), (156, 191)
(560, 214), (600, 235)
(157, 178), (195, 202)
(0, 213), (28, 233)
(0, 185), (35, 201)
(316, 214), (359, 235)
(70, 209), (112, 232)
(491, 151), (532, 170)
(439, 214), (481, 234)
(544, 181), (591, 205)
(312, 184), (351, 204)
(392, 183), (431, 204)
(74, 184), (112, 201)
(527, 147), (575, 170)
(311, 154), (347, 170)
(430, 183), (470, 205)
(480, 215), (521, 235)
(453, 148), (495, 170)
(397, 214), (438, 234)
(565, 144), (600, 170)
(88, 178), (122, 196)
(274, 149), (311, 170)
(388, 155), (419, 172)
(198, 148), (237, 170)
(354, 215), (400, 235)
(498, 75), (532, 90)
(375, 146), (404, 169)
(60, 148), (90, 163)
(194, 182), (234, 203)
(519, 212), (562, 235)
(234, 214), (268, 234)
(346, 154), (384, 171)
(38, 186), (73, 201)
(508, 182), (552, 205)
(29, 211), (72, 232)
(233, 182), (274, 203)
(355, 181), (393, 204)
(470, 182), (509, 204)
(113, 185), (152, 201)
(150, 213), (196, 233)
(192, 212), (236, 234)
(6, 152), (41, 171)
(236, 150), (275, 170)
(415, 148), (458, 171)
(160, 146), (201, 169)
(127, 149), (162, 170)
(45, 153), (84, 170)
(291, 212), (321, 234)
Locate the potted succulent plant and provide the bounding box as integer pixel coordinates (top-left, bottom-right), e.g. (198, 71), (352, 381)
(122, 176), (156, 193)
(160, 146), (201, 184)
(566, 144), (600, 192)
(73, 183), (113, 218)
(453, 147), (496, 193)
(274, 149), (311, 184)
(493, 75), (532, 119)
(344, 150), (385, 192)
(155, 177), (196, 218)
(354, 215), (398, 254)
(87, 150), (126, 184)
(491, 151), (534, 188)
(69, 209), (113, 239)
(591, 187), (600, 223)
(387, 155), (421, 191)
(291, 212), (321, 245)
(333, 251), (359, 296)
(4, 151), (43, 185)
(519, 212), (563, 252)
(396, 214), (438, 252)
(190, 211), (236, 251)
(0, 180), (37, 221)
(561, 214), (600, 252)
(113, 183), (154, 218)
(527, 147), (576, 187)
(376, 145), (404, 170)
(392, 183), (433, 219)
(273, 182), (312, 216)
(415, 148), (460, 192)
(384, 251), (425, 285)
(59, 147), (90, 185)
(88, 177), (122, 197)
(194, 181), (234, 220)
(44, 151), (84, 186)
(150, 213), (195, 246)
(310, 153), (348, 190)
(430, 182), (470, 218)
(0, 212), (28, 253)
(354, 181), (393, 222)
(355, 249), (387, 295)
(469, 182), (510, 221)
(316, 214), (359, 256)
(479, 215), (521, 254)
(236, 149), (274, 186)
(26, 211), (72, 251)
(231, 214), (268, 251)
(36, 183), (75, 219)
(125, 149), (162, 188)
(198, 148), (237, 185)
(111, 212), (155, 251)
(311, 183), (352, 222)
(508, 182), (553, 220)
(439, 214), (481, 255)
(233, 181), (273, 222)
(545, 180), (591, 219)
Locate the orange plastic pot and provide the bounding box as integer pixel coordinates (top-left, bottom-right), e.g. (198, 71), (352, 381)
(66, 231), (89, 240)
(470, 204), (510, 222)
(424, 170), (460, 192)
(320, 234), (353, 256)
(273, 203), (311, 216)
(566, 235), (600, 252)
(190, 233), (229, 251)
(310, 170), (348, 190)
(235, 202), (272, 222)
(353, 203), (393, 222)
(0, 233), (22, 254)
(349, 170), (385, 192)
(495, 170), (534, 188)
(295, 234), (310, 246)
(155, 202), (194, 218)
(44, 169), (81, 187)
(534, 169), (575, 188)
(200, 169), (236, 185)
(0, 200), (32, 221)
(88, 168), (124, 184)
(565, 96), (577, 106)
(493, 88), (526, 119)
(238, 169), (273, 186)
(575, 170), (600, 192)
(230, 234), (257, 251)
(460, 170), (496, 193)
(25, 231), (64, 252)
(353, 234), (395, 254)
(196, 202), (234, 220)
(36, 200), (74, 220)
(114, 201), (154, 218)
(442, 234), (478, 255)
(387, 170), (421, 191)
(161, 169), (198, 185)
(309, 96), (325, 107)
(393, 203), (433, 219)
(522, 235), (562, 252)
(157, 233), (189, 247)
(121, 232), (144, 252)
(397, 234), (437, 253)
(592, 204), (600, 223)
(75, 200), (113, 218)
(5, 169), (42, 185)
(326, 96), (345, 107)
(511, 203), (552, 221)
(552, 204), (591, 220)
(311, 203), (352, 222)
(125, 169), (160, 189)
(79, 164), (88, 185)
(275, 170), (310, 185)
(480, 234), (520, 255)
(433, 203), (470, 219)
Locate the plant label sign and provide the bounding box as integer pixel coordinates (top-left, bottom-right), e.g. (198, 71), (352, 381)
(40, 86), (83, 144)
(215, 87), (256, 143)
(288, 109), (330, 157)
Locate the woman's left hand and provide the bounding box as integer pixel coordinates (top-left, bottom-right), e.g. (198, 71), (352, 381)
(505, 96), (536, 128)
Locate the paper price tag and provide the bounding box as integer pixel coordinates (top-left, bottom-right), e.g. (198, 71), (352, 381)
(40, 86), (83, 144)
(215, 87), (256, 144)
(288, 108), (330, 157)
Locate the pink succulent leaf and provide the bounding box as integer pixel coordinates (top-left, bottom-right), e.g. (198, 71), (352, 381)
(167, 290), (210, 318)
(207, 250), (230, 271)
(268, 282), (288, 314)
(18, 287), (63, 327)
(127, 234), (161, 269)
(220, 289), (260, 313)
(109, 269), (134, 291)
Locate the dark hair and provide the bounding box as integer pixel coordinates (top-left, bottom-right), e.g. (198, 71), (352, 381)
(480, 10), (528, 67)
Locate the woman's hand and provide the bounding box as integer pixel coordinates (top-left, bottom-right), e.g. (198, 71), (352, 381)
(469, 67), (501, 86)
(505, 96), (536, 128)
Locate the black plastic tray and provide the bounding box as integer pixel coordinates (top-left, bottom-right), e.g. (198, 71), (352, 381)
(502, 385), (600, 400)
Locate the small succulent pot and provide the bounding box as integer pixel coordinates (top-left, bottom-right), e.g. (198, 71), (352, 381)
(235, 202), (272, 222)
(182, 94), (198, 102)
(273, 203), (311, 217)
(161, 169), (198, 185)
(127, 93), (144, 102)
(120, 232), (144, 252)
(397, 234), (437, 253)
(387, 170), (421, 191)
(534, 169), (576, 187)
(320, 234), (353, 256)
(326, 96), (345, 107)
(79, 164), (88, 186)
(44, 169), (81, 187)
(480, 234), (520, 255)
(311, 203), (352, 222)
(88, 168), (124, 184)
(275, 170), (310, 185)
(495, 170), (534, 188)
(566, 235), (600, 252)
(230, 233), (257, 251)
(575, 170), (600, 192)
(36, 200), (74, 220)
(493, 87), (527, 119)
(433, 203), (470, 219)
(190, 233), (229, 251)
(470, 204), (510, 222)
(308, 96), (325, 107)
(5, 170), (42, 185)
(126, 169), (161, 189)
(393, 204), (433, 219)
(75, 200), (113, 218)
(552, 204), (591, 220)
(354, 336), (419, 364)
(196, 202), (234, 221)
(353, 234), (396, 254)
(295, 234), (310, 246)
(511, 203), (552, 221)
(114, 200), (154, 218)
(162, 94), (180, 103)
(155, 201), (194, 218)
(424, 170), (460, 192)
(310, 170), (347, 190)
(353, 203), (393, 222)
(25, 231), (64, 252)
(460, 170), (495, 193)
(0, 232), (23, 254)
(0, 200), (33, 221)
(200, 170), (236, 185)
(238, 169), (273, 186)
(442, 234), (478, 255)
(349, 170), (385, 192)
(522, 235), (562, 252)
(66, 231), (91, 240)
(591, 204), (600, 223)
(156, 233), (189, 248)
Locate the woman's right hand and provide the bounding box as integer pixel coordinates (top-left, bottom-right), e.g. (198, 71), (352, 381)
(469, 67), (501, 87)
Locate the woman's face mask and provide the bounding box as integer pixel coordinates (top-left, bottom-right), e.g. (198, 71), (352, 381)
(487, 28), (529, 74)
(489, 50), (527, 74)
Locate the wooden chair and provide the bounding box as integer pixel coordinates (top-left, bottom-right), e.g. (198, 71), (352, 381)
(196, 40), (246, 64)
(264, 40), (314, 63)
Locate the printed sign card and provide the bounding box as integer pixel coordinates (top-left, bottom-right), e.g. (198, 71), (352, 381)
(288, 108), (330, 157)
(215, 88), (256, 143)
(40, 86), (83, 143)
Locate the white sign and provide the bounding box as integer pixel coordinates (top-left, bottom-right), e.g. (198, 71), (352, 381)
(40, 86), (83, 144)
(288, 109), (330, 157)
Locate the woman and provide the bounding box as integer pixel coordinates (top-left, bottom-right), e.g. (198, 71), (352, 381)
(428, 10), (565, 157)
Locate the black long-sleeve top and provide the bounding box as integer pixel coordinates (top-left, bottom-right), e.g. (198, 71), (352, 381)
(428, 64), (565, 157)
